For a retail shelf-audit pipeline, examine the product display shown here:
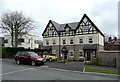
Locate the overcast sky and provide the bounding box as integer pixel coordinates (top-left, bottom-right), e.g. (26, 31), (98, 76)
(0, 0), (119, 40)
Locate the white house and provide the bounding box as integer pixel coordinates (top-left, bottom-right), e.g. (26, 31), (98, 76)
(42, 14), (104, 61)
(4, 34), (39, 49)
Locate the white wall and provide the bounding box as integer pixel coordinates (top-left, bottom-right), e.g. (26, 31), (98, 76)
(4, 34), (39, 49)
(60, 36), (75, 45)
(43, 33), (104, 46)
(98, 33), (104, 46)
(75, 34), (99, 45)
(4, 35), (12, 47)
(43, 37), (59, 46)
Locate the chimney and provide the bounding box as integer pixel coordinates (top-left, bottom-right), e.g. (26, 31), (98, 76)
(108, 37), (112, 42)
(114, 37), (117, 41)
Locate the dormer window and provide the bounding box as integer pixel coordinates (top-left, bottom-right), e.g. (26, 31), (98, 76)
(83, 25), (89, 32)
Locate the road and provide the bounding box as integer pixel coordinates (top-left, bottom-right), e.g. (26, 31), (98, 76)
(1, 59), (119, 81)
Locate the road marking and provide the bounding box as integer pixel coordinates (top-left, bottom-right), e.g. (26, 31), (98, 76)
(49, 68), (71, 72)
(1, 68), (36, 76)
(1, 65), (49, 76)
(40, 66), (49, 68)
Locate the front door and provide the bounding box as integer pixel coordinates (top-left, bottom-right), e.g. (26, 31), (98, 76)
(86, 51), (91, 61)
(84, 50), (91, 61)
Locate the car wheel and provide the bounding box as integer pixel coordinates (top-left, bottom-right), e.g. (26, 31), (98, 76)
(16, 60), (20, 65)
(49, 58), (52, 62)
(31, 61), (36, 66)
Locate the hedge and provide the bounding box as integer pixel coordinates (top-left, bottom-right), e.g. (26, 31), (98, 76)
(2, 47), (43, 58)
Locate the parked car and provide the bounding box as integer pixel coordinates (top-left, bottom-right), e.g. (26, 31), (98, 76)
(43, 54), (58, 61)
(15, 51), (46, 66)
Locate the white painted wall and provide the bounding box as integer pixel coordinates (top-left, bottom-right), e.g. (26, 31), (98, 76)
(43, 33), (104, 46)
(75, 34), (99, 45)
(98, 33), (104, 46)
(4, 34), (39, 49)
(60, 36), (75, 45)
(43, 37), (59, 46)
(4, 35), (12, 47)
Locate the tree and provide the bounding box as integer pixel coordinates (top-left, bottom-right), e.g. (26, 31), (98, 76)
(0, 11), (35, 47)
(104, 33), (117, 42)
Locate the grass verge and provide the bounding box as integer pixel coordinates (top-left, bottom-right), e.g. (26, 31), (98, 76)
(85, 68), (120, 75)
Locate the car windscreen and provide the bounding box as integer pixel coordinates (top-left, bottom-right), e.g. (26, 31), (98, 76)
(51, 54), (56, 56)
(29, 52), (38, 57)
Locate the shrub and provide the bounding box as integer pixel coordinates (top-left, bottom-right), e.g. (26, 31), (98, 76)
(2, 47), (42, 58)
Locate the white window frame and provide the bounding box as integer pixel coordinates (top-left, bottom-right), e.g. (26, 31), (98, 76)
(46, 40), (49, 45)
(70, 39), (74, 44)
(69, 51), (74, 57)
(89, 37), (93, 43)
(83, 25), (89, 32)
(79, 37), (83, 43)
(62, 39), (66, 44)
(53, 39), (56, 44)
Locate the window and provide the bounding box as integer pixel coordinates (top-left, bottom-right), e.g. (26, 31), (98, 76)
(79, 52), (83, 56)
(83, 26), (89, 32)
(4, 39), (8, 43)
(35, 40), (39, 44)
(69, 52), (74, 56)
(53, 39), (56, 44)
(70, 39), (73, 44)
(63, 40), (66, 44)
(79, 38), (83, 43)
(66, 27), (69, 33)
(89, 38), (93, 43)
(18, 38), (24, 43)
(49, 30), (52, 35)
(29, 39), (30, 43)
(46, 40), (49, 45)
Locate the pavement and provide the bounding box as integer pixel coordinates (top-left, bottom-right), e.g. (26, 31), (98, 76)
(46, 61), (118, 71)
(1, 59), (119, 81)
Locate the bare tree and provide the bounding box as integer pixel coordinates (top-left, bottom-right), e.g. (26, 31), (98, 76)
(0, 11), (35, 47)
(104, 33), (116, 42)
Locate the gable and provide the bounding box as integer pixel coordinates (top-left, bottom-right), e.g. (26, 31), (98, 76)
(76, 14), (104, 37)
(42, 20), (59, 37)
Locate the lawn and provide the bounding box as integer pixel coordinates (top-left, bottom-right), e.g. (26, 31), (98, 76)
(85, 67), (120, 75)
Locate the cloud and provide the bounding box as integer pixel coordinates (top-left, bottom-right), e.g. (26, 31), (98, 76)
(0, 0), (119, 40)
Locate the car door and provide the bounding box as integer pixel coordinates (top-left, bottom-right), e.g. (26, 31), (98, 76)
(23, 52), (31, 64)
(20, 52), (25, 64)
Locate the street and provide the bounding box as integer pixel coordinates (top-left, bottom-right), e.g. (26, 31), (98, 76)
(1, 59), (119, 80)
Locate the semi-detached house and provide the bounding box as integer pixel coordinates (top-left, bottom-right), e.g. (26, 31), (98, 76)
(42, 14), (104, 62)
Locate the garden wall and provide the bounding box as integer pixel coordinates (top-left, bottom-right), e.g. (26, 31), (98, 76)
(98, 50), (120, 68)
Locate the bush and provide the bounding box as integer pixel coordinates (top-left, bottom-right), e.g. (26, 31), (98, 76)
(2, 47), (24, 58)
(2, 47), (43, 58)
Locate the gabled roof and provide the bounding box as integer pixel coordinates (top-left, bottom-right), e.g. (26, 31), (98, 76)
(59, 22), (79, 31)
(50, 21), (79, 31)
(42, 14), (104, 37)
(50, 20), (60, 31)
(76, 14), (104, 37)
(42, 20), (60, 36)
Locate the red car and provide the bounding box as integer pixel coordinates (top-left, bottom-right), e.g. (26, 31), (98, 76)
(15, 51), (46, 66)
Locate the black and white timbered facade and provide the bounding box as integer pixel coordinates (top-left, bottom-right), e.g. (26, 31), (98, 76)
(42, 14), (104, 62)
